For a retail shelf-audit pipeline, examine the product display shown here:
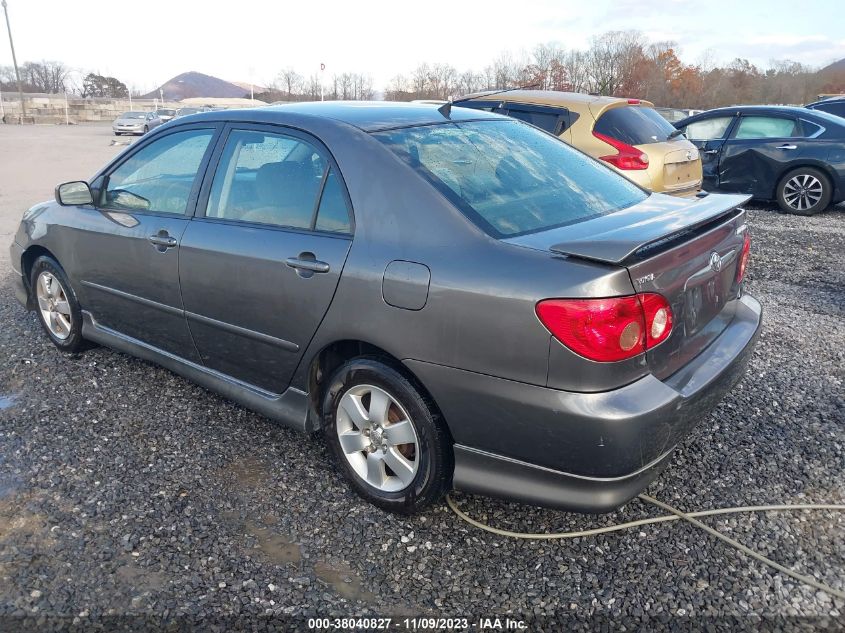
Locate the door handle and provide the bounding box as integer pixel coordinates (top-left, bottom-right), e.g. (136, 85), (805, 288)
(776, 144), (798, 150)
(702, 149), (719, 155)
(148, 231), (177, 250)
(286, 253), (330, 276)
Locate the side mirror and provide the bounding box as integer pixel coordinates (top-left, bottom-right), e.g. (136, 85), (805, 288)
(55, 181), (94, 206)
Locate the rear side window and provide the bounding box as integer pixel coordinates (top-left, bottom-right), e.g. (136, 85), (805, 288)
(314, 168), (352, 233)
(811, 102), (845, 118)
(205, 130), (326, 229)
(594, 106), (678, 145)
(374, 120), (647, 238)
(734, 116), (799, 139)
(505, 108), (564, 135)
(683, 116), (734, 141)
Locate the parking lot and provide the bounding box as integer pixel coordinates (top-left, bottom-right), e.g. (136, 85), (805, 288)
(0, 123), (843, 626)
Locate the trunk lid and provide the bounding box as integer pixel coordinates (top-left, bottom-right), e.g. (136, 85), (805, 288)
(506, 192), (751, 379)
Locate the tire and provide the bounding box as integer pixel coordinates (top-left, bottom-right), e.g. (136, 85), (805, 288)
(322, 357), (452, 514)
(143, 125), (149, 134)
(776, 167), (832, 215)
(113, 132), (121, 136)
(30, 256), (90, 353)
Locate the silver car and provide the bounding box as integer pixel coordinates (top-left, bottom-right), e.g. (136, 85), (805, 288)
(112, 111), (162, 136)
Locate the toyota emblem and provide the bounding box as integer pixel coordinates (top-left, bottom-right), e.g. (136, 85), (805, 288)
(709, 252), (723, 272)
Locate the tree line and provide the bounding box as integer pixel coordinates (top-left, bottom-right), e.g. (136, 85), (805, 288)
(383, 31), (844, 108)
(3, 30), (844, 109)
(0, 60), (128, 98)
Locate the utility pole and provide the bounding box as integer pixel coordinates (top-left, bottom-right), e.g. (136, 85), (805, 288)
(1, 0), (26, 122)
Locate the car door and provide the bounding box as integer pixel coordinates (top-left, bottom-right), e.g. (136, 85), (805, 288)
(74, 124), (220, 361)
(717, 113), (803, 197)
(178, 124), (354, 393)
(680, 114), (736, 190)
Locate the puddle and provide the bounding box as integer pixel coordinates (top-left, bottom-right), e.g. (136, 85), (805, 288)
(0, 394), (19, 410)
(243, 520), (302, 566)
(314, 560), (376, 603)
(226, 456), (270, 489)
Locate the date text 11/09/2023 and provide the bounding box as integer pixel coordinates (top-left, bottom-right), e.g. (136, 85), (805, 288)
(307, 617), (528, 630)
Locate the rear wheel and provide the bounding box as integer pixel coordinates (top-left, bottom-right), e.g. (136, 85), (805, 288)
(322, 358), (452, 514)
(30, 256), (89, 353)
(776, 167), (831, 215)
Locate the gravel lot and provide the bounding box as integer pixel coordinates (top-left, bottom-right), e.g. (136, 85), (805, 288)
(0, 124), (843, 629)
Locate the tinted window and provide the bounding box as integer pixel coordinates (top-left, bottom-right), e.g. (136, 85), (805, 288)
(734, 116), (798, 139)
(811, 102), (845, 118)
(205, 130), (326, 229)
(684, 116), (734, 141)
(506, 108), (563, 135)
(315, 168), (352, 233)
(374, 120), (646, 238)
(594, 106), (677, 145)
(102, 129), (213, 214)
(800, 119), (823, 137)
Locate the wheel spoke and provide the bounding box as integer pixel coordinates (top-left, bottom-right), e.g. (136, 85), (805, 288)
(37, 296), (50, 311)
(383, 448), (415, 485)
(384, 419), (416, 445)
(55, 300), (71, 316)
(367, 389), (391, 425)
(38, 274), (50, 298)
(338, 430), (368, 454)
(55, 313), (71, 335)
(365, 452), (385, 487)
(340, 394), (369, 431)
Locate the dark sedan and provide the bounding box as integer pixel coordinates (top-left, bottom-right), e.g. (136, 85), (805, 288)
(9, 103), (761, 514)
(675, 106), (845, 214)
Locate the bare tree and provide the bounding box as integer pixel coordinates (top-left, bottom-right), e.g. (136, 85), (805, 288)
(21, 60), (69, 93)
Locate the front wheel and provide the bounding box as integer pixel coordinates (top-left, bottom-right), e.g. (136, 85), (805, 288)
(143, 125), (149, 134)
(30, 256), (90, 353)
(322, 358), (452, 514)
(776, 167), (831, 215)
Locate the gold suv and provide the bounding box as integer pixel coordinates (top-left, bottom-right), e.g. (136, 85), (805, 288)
(456, 90), (703, 197)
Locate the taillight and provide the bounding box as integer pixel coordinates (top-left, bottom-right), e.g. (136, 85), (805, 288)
(592, 131), (649, 170)
(536, 293), (672, 362)
(736, 233), (751, 283)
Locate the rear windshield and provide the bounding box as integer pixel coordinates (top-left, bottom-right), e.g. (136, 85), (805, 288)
(594, 106), (678, 145)
(373, 120), (647, 237)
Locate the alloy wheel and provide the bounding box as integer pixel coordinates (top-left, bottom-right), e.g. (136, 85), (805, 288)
(36, 271), (72, 340)
(336, 384), (420, 492)
(783, 174), (823, 212)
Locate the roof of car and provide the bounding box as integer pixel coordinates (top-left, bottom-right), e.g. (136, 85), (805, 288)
(806, 96), (845, 106)
(691, 105), (814, 116)
(456, 90), (651, 108)
(183, 101), (504, 132)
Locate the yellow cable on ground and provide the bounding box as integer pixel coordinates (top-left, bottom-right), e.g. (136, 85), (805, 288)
(445, 493), (845, 600)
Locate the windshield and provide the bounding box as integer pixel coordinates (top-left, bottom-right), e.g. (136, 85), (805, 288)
(178, 108), (200, 115)
(594, 106), (679, 145)
(121, 112), (146, 119)
(374, 120), (647, 237)
(157, 109), (176, 116)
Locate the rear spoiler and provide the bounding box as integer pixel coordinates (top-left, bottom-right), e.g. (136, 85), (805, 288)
(549, 194), (751, 265)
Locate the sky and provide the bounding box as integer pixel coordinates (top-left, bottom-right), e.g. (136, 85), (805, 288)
(1, 0), (843, 94)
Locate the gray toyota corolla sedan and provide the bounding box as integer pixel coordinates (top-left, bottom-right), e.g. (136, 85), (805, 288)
(9, 103), (761, 514)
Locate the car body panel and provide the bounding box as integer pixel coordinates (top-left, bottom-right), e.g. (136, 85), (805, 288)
(675, 105), (845, 203)
(9, 102), (761, 512)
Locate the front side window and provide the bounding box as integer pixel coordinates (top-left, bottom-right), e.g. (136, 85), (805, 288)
(102, 129), (214, 214)
(734, 116), (799, 139)
(683, 116), (734, 141)
(374, 120), (646, 237)
(594, 106), (678, 145)
(205, 130), (346, 231)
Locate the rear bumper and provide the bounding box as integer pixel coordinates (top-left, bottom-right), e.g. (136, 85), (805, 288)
(9, 241), (28, 308)
(406, 293), (762, 512)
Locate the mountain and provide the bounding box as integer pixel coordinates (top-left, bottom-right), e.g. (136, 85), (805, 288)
(142, 71), (247, 100)
(820, 58), (845, 74)
(230, 81), (269, 94)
